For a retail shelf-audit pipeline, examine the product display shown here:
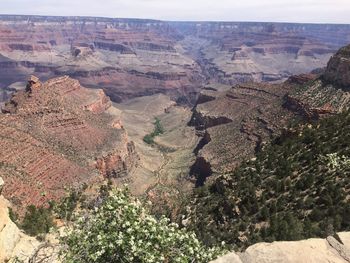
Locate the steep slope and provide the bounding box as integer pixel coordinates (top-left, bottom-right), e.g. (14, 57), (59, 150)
(184, 45), (350, 249)
(185, 109), (350, 249)
(188, 80), (305, 184)
(0, 76), (138, 212)
(189, 45), (350, 183)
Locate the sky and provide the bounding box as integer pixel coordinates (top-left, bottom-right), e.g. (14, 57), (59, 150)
(1, 0), (350, 24)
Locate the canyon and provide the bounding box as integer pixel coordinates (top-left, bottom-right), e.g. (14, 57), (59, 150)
(2, 15), (350, 189)
(1, 14), (350, 262)
(1, 15), (350, 107)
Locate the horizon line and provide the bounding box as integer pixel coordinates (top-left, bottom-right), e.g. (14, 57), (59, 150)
(0, 13), (350, 26)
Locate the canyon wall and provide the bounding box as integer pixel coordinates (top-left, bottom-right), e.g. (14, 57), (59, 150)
(1, 15), (350, 105)
(0, 15), (203, 105)
(189, 81), (297, 183)
(0, 76), (138, 213)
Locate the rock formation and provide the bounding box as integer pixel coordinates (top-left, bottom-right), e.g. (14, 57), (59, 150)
(211, 232), (350, 263)
(0, 76), (138, 213)
(189, 82), (295, 182)
(1, 16), (350, 105)
(323, 45), (350, 89)
(189, 44), (350, 183)
(286, 44), (350, 119)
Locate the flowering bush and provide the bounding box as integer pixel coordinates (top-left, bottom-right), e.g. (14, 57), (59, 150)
(61, 188), (223, 263)
(319, 153), (350, 170)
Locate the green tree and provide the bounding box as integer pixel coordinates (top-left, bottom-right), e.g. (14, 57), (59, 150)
(21, 205), (54, 236)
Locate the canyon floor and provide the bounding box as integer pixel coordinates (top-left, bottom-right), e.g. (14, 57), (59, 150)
(115, 94), (199, 196)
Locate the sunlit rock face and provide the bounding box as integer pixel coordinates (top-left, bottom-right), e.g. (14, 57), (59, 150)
(210, 232), (350, 263)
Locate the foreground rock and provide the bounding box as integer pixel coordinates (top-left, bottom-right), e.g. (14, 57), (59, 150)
(0, 76), (138, 213)
(0, 177), (60, 262)
(211, 232), (350, 263)
(0, 177), (39, 262)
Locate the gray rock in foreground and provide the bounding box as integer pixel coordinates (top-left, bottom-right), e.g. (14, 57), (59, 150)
(211, 232), (350, 263)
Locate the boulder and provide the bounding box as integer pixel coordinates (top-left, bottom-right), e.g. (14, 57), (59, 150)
(211, 233), (350, 263)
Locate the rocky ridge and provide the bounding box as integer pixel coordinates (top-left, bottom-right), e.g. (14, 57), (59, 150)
(0, 76), (138, 212)
(189, 81), (297, 183)
(286, 44), (350, 119)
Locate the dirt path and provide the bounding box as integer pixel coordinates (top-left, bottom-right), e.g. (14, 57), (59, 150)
(145, 144), (173, 195)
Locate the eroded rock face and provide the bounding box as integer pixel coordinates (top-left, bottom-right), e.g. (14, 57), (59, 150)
(190, 82), (294, 180)
(1, 16), (350, 105)
(0, 76), (138, 213)
(96, 141), (138, 178)
(323, 45), (350, 89)
(210, 232), (350, 263)
(0, 16), (203, 105)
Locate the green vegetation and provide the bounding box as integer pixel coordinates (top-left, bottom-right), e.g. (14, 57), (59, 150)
(8, 207), (19, 223)
(61, 188), (223, 263)
(18, 187), (88, 237)
(185, 110), (350, 250)
(54, 188), (86, 221)
(143, 118), (164, 144)
(21, 205), (54, 236)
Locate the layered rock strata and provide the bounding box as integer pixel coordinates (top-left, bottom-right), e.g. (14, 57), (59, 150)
(0, 76), (138, 212)
(189, 82), (294, 182)
(1, 16), (350, 105)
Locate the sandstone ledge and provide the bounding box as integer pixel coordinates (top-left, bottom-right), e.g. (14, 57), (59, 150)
(211, 233), (350, 263)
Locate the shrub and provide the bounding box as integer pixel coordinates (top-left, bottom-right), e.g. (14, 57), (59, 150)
(143, 118), (164, 145)
(61, 188), (223, 263)
(21, 205), (54, 236)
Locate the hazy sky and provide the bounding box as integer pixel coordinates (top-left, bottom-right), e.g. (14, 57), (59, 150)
(1, 0), (350, 24)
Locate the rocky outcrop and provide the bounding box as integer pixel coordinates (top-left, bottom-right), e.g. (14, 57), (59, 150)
(0, 177), (40, 262)
(96, 141), (138, 178)
(286, 44), (350, 119)
(211, 232), (350, 263)
(323, 45), (350, 89)
(0, 76), (138, 213)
